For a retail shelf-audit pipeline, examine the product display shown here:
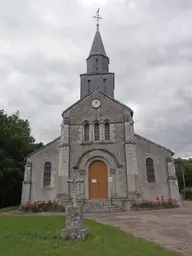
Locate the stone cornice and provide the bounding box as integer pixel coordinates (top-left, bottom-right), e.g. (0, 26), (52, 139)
(26, 161), (32, 167)
(63, 116), (70, 124)
(22, 181), (32, 185)
(125, 139), (136, 145)
(110, 168), (116, 174)
(166, 156), (173, 162)
(123, 115), (134, 124)
(167, 175), (177, 181)
(79, 169), (86, 174)
(59, 143), (70, 148)
(80, 71), (113, 76)
(80, 140), (115, 146)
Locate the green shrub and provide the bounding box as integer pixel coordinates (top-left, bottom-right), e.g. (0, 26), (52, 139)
(182, 187), (192, 200)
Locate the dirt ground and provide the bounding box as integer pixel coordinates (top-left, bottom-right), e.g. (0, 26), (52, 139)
(85, 201), (192, 256)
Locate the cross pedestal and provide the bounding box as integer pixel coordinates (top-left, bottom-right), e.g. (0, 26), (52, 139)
(59, 178), (88, 240)
(67, 178), (84, 207)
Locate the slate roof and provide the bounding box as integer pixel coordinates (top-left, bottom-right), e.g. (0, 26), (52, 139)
(88, 30), (108, 57)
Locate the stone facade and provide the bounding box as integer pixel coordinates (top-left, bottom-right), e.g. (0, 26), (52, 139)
(25, 138), (59, 202)
(21, 28), (180, 211)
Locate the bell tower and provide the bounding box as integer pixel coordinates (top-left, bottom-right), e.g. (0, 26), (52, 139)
(80, 9), (115, 98)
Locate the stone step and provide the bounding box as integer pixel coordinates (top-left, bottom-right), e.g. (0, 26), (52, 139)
(82, 200), (124, 213)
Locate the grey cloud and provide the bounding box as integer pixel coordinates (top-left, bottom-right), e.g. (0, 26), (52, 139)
(0, 0), (192, 157)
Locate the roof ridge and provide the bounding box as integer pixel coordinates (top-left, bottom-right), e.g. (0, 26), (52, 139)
(27, 136), (60, 158)
(135, 133), (174, 155)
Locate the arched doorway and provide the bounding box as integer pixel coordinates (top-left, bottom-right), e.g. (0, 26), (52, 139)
(89, 160), (108, 200)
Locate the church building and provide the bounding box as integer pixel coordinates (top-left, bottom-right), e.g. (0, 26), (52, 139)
(21, 18), (180, 212)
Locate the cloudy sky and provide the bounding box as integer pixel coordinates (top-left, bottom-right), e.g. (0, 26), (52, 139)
(0, 0), (192, 157)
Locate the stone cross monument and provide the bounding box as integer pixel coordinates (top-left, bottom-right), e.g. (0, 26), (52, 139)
(59, 177), (88, 240)
(67, 178), (84, 207)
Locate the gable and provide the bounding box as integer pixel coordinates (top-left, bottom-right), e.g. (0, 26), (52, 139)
(27, 137), (60, 158)
(62, 90), (133, 124)
(135, 133), (174, 156)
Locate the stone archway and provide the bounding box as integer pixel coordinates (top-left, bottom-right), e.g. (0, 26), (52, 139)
(74, 149), (121, 199)
(89, 160), (108, 200)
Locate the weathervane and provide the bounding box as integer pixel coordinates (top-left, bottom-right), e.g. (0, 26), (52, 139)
(93, 8), (102, 31)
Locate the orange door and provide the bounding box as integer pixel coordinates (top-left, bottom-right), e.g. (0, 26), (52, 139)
(89, 161), (108, 199)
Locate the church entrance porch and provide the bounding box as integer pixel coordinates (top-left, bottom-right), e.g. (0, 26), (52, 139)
(88, 160), (108, 200)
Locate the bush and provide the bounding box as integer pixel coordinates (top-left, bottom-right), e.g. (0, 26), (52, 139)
(132, 197), (179, 211)
(20, 200), (65, 213)
(182, 187), (192, 200)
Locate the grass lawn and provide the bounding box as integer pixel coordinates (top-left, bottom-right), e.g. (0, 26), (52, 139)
(0, 206), (18, 213)
(0, 216), (181, 256)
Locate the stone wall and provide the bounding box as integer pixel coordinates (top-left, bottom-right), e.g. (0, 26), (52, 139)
(27, 138), (60, 202)
(135, 135), (172, 200)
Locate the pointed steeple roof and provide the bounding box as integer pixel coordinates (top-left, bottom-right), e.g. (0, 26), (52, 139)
(89, 30), (108, 57)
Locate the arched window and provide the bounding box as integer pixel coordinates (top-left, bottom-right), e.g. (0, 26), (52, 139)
(104, 122), (110, 140)
(94, 122), (100, 141)
(43, 161), (51, 187)
(146, 158), (155, 183)
(84, 123), (89, 141)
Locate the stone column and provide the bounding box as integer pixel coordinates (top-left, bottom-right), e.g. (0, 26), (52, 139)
(110, 169), (116, 196)
(89, 124), (93, 141)
(124, 113), (138, 195)
(57, 116), (70, 196)
(100, 123), (104, 141)
(167, 157), (181, 203)
(79, 170), (85, 198)
(21, 161), (32, 204)
(59, 206), (88, 240)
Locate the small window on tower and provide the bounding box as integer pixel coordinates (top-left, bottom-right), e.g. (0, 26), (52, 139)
(96, 59), (98, 71)
(103, 79), (107, 93)
(88, 80), (91, 93)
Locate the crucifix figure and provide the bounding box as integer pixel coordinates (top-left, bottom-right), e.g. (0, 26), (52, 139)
(67, 178), (84, 207)
(93, 8), (102, 31)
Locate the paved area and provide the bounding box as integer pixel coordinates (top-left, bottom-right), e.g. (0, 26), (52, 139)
(85, 202), (192, 256)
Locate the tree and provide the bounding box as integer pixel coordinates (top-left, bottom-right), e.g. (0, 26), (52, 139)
(0, 110), (42, 208)
(175, 158), (192, 191)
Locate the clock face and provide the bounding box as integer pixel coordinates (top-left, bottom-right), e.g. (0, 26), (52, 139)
(91, 99), (101, 109)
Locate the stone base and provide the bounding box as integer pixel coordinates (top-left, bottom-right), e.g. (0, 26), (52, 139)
(59, 228), (88, 240)
(59, 206), (88, 240)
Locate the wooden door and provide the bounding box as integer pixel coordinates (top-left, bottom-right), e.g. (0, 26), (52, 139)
(89, 160), (108, 199)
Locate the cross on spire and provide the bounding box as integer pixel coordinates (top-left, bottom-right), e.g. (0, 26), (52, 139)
(93, 8), (102, 31)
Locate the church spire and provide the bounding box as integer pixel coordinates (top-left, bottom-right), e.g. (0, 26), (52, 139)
(89, 8), (107, 58)
(89, 30), (107, 57)
(80, 10), (115, 99)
